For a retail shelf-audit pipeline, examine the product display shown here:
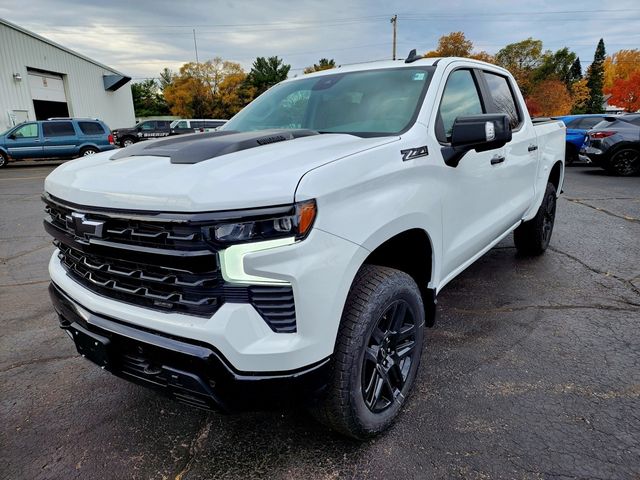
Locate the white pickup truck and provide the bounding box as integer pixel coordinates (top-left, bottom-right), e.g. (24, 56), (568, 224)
(43, 55), (565, 439)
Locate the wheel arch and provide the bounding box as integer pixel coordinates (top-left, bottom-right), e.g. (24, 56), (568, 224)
(361, 227), (437, 326)
(549, 160), (564, 195)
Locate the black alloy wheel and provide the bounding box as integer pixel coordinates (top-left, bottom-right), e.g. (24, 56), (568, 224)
(362, 299), (417, 413)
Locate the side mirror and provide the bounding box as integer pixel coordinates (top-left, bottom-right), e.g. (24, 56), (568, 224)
(7, 133), (16, 140)
(442, 114), (512, 167)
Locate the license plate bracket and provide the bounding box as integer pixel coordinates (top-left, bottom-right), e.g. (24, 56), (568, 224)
(68, 322), (111, 368)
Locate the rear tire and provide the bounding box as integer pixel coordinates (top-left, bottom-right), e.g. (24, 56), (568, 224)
(0, 151), (7, 168)
(79, 146), (98, 157)
(514, 182), (557, 256)
(606, 147), (640, 176)
(309, 265), (425, 439)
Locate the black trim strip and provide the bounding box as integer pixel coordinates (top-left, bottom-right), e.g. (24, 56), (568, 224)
(50, 282), (328, 379)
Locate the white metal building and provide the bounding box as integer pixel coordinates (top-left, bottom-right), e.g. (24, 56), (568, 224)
(0, 18), (135, 131)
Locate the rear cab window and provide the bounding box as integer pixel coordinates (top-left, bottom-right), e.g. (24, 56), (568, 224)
(78, 122), (105, 135)
(482, 71), (522, 130)
(43, 122), (76, 137)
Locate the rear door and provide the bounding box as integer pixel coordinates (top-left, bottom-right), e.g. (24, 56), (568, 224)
(5, 122), (42, 159)
(479, 70), (538, 223)
(42, 121), (79, 157)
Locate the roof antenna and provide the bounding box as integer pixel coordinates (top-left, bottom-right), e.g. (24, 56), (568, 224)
(405, 49), (423, 64)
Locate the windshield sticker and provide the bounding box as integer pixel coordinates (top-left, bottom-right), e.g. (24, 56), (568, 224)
(412, 72), (426, 81)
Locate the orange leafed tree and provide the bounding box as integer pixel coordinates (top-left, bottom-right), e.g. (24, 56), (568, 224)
(606, 71), (640, 112)
(527, 79), (572, 116)
(603, 49), (640, 90)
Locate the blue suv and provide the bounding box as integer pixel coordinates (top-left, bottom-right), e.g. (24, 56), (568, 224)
(554, 114), (608, 165)
(0, 118), (115, 168)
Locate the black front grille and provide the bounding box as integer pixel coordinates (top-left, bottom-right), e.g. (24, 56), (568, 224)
(44, 195), (297, 332)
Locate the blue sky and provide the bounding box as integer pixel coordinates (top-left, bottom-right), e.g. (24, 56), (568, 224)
(2, 0), (639, 80)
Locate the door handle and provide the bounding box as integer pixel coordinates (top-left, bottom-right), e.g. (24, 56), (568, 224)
(490, 155), (505, 165)
(528, 145), (538, 152)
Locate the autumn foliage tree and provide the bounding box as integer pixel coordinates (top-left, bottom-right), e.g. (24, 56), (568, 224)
(606, 70), (640, 112)
(603, 49), (640, 90)
(163, 58), (255, 119)
(424, 32), (494, 64)
(527, 79), (573, 116)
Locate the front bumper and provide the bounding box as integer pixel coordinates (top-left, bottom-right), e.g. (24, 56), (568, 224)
(48, 227), (369, 372)
(49, 282), (331, 411)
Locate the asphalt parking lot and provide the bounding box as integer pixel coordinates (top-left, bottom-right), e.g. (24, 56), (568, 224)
(1, 163), (639, 480)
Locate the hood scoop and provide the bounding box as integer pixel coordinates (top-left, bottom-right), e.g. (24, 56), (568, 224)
(110, 129), (320, 164)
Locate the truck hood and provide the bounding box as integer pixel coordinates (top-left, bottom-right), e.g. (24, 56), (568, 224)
(45, 133), (397, 211)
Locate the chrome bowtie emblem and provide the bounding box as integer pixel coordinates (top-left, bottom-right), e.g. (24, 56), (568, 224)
(65, 212), (105, 238)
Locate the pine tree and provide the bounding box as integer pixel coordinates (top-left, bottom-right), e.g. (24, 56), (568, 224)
(586, 39), (606, 113)
(569, 58), (582, 82)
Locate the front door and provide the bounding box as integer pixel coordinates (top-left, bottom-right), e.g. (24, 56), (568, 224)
(5, 122), (42, 159)
(436, 69), (509, 279)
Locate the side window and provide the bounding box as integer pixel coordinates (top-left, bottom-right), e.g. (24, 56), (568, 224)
(158, 121), (171, 128)
(483, 71), (521, 129)
(191, 121), (204, 129)
(578, 117), (604, 129)
(139, 122), (155, 130)
(437, 70), (484, 141)
(12, 123), (38, 138)
(43, 122), (75, 137)
(564, 118), (582, 128)
(78, 122), (105, 135)
(175, 120), (188, 129)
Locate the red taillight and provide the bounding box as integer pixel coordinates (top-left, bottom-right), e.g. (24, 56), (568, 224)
(589, 131), (615, 139)
(108, 134), (114, 144)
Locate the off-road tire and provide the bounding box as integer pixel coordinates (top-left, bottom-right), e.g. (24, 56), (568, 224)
(309, 265), (425, 439)
(514, 182), (557, 256)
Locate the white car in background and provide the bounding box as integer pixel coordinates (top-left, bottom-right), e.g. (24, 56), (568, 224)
(170, 119), (228, 134)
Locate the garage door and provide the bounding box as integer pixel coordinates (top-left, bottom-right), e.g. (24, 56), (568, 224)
(28, 71), (67, 102)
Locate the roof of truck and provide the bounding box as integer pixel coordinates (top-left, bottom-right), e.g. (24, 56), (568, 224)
(284, 56), (509, 81)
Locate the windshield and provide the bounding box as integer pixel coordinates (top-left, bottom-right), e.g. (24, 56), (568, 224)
(223, 67), (434, 137)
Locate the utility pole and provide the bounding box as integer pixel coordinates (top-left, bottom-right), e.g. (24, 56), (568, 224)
(390, 15), (397, 60)
(193, 28), (200, 64)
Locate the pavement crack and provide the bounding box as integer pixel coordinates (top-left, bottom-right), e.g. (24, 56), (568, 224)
(453, 303), (638, 315)
(549, 245), (640, 297)
(567, 198), (640, 223)
(0, 242), (52, 263)
(0, 279), (50, 288)
(174, 419), (212, 480)
(0, 354), (78, 373)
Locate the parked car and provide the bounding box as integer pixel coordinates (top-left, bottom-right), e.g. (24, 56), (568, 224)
(0, 118), (115, 168)
(111, 120), (173, 147)
(583, 114), (640, 176)
(170, 119), (228, 134)
(554, 114), (608, 165)
(43, 56), (565, 439)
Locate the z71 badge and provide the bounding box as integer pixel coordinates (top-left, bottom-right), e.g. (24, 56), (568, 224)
(400, 146), (429, 161)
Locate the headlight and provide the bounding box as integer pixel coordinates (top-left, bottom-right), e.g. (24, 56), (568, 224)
(212, 200), (316, 244)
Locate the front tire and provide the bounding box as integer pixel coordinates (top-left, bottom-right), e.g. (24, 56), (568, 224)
(514, 182), (557, 256)
(310, 265), (425, 439)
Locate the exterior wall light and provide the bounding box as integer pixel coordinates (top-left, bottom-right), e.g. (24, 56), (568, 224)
(13, 73), (22, 81)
